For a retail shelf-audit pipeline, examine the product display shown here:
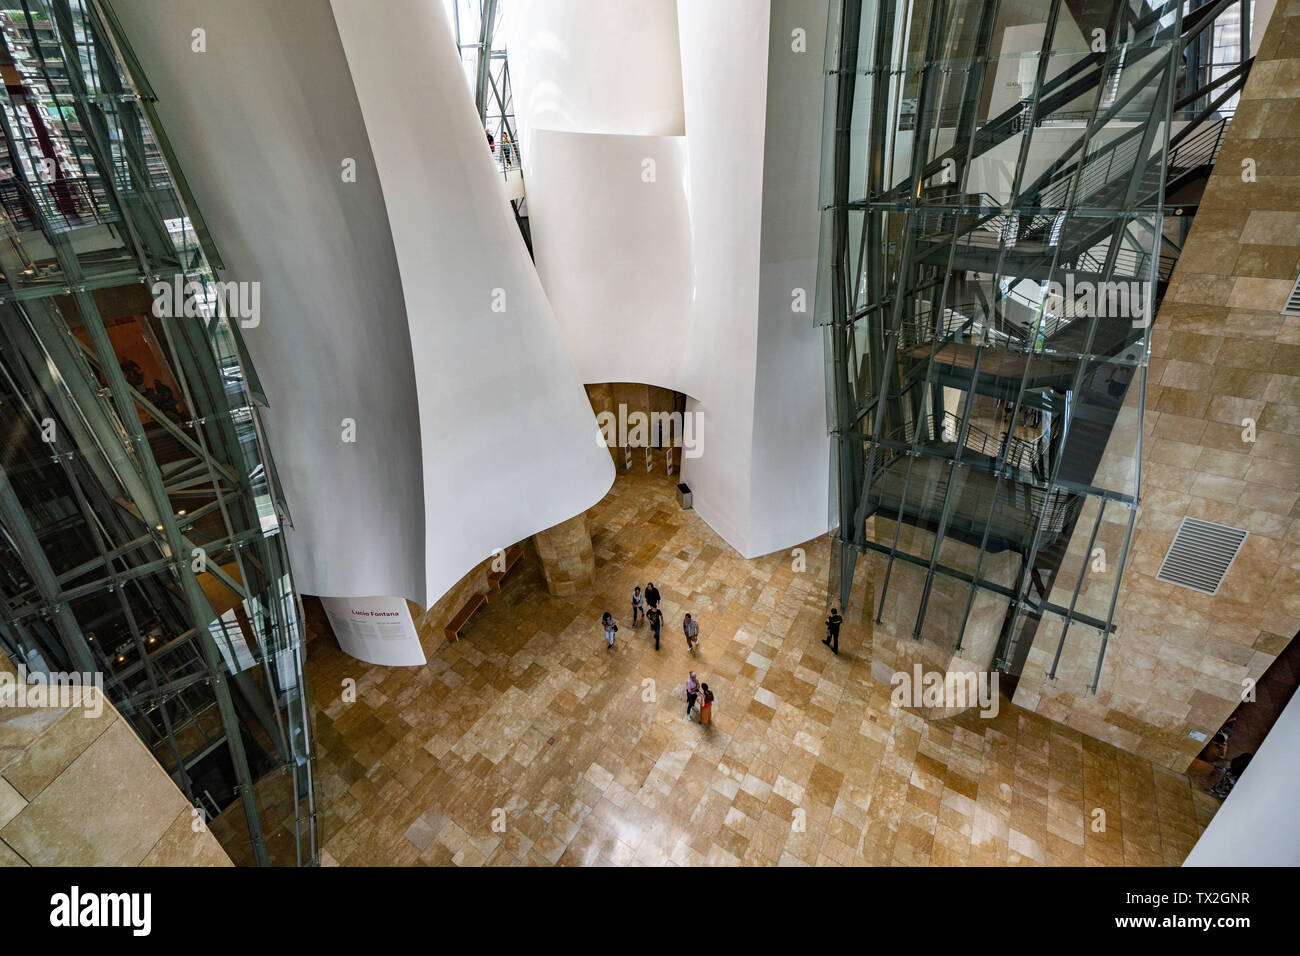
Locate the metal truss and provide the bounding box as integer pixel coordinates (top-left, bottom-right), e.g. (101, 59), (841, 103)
(447, 0), (531, 254)
(821, 0), (1255, 693)
(0, 0), (316, 865)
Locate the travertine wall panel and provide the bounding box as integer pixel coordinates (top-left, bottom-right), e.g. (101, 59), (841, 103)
(533, 514), (596, 597)
(0, 652), (232, 867)
(1013, 3), (1300, 771)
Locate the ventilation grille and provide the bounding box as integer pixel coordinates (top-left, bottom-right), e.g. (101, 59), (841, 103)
(1284, 274), (1300, 317)
(1155, 517), (1248, 596)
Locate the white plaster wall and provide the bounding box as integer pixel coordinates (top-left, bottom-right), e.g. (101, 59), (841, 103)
(748, 0), (832, 557)
(503, 0), (685, 147)
(1184, 686), (1300, 866)
(330, 0), (615, 605)
(505, 0), (831, 558)
(503, 0), (696, 398)
(678, 0), (831, 558)
(524, 129), (694, 392)
(504, 0), (765, 552)
(113, 0), (613, 607)
(109, 0), (427, 601)
(675, 0), (770, 555)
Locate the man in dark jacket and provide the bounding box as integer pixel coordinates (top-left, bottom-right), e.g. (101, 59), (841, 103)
(647, 606), (663, 651)
(823, 607), (843, 655)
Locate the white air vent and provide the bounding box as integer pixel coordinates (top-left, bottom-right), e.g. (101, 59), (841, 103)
(1283, 274), (1300, 317)
(1155, 517), (1248, 596)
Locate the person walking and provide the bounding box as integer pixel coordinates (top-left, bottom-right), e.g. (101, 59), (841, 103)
(631, 586), (644, 626)
(152, 379), (180, 421)
(602, 611), (618, 650)
(699, 683), (714, 725)
(501, 132), (513, 168)
(683, 613), (699, 655)
(645, 581), (661, 610)
(823, 607), (843, 655)
(647, 605), (663, 651)
(685, 671), (700, 719)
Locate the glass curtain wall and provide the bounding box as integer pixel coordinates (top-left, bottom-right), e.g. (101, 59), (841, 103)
(444, 0), (519, 170)
(0, 0), (315, 866)
(442, 0), (531, 252)
(818, 0), (1187, 694)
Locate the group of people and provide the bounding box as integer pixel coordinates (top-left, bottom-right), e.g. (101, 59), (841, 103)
(120, 359), (183, 426)
(598, 584), (846, 734)
(685, 671), (713, 725)
(617, 582), (699, 655)
(600, 583), (714, 727)
(608, 589), (842, 659)
(484, 127), (514, 168)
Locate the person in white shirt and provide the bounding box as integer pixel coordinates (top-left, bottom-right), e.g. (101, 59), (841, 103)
(685, 671), (700, 717)
(631, 586), (644, 626)
(683, 613), (699, 655)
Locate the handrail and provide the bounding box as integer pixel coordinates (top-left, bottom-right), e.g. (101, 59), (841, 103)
(878, 409), (1045, 474)
(866, 410), (1073, 541)
(487, 143), (519, 172)
(1168, 115), (1228, 169)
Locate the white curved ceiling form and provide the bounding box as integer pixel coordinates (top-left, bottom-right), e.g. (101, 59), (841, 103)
(107, 0), (426, 601)
(525, 130), (694, 392)
(506, 0), (831, 558)
(329, 0), (614, 604)
(505, 0), (686, 141)
(504, 0), (694, 398)
(111, 0), (613, 607)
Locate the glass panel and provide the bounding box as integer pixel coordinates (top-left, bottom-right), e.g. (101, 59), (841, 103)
(819, 0), (1178, 690)
(0, 0), (317, 866)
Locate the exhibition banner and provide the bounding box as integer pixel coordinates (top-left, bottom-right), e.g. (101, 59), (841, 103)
(321, 595), (425, 667)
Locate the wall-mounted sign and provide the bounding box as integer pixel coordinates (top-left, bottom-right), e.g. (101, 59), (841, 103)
(321, 595), (425, 667)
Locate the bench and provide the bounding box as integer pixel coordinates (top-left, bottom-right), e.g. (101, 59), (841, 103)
(444, 591), (487, 643)
(487, 544), (524, 591)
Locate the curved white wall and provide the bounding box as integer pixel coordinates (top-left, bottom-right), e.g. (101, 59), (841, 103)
(525, 130), (693, 391)
(674, 0), (768, 552)
(1184, 686), (1300, 866)
(748, 0), (833, 557)
(505, 0), (696, 397)
(507, 0), (830, 558)
(505, 0), (685, 142)
(330, 0), (614, 604)
(109, 0), (426, 601)
(113, 0), (613, 608)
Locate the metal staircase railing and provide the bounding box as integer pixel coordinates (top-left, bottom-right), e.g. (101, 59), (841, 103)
(866, 416), (1075, 545)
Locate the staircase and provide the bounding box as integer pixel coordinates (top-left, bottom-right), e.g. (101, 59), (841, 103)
(826, 0), (1258, 685)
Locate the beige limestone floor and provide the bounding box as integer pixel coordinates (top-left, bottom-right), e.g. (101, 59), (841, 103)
(0, 652), (232, 867)
(217, 470), (1218, 866)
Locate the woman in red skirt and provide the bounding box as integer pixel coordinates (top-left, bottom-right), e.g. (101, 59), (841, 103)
(699, 683), (714, 725)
